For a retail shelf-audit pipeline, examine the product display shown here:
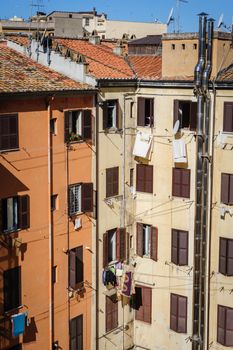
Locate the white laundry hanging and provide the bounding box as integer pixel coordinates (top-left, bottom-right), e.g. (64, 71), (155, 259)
(74, 218), (82, 230)
(133, 132), (153, 159)
(172, 138), (187, 163)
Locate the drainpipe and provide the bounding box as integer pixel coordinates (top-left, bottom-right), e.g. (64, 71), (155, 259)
(192, 13), (207, 350)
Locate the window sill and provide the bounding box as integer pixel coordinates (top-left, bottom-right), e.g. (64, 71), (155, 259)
(0, 147), (20, 154)
(1, 228), (21, 235)
(104, 128), (122, 134)
(222, 131), (233, 136)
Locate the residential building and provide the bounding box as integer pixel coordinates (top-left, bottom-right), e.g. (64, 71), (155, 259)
(0, 42), (97, 350)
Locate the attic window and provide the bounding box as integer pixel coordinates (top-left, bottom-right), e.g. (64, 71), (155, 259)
(182, 44), (185, 50)
(171, 44), (175, 50)
(193, 43), (197, 50)
(85, 18), (90, 26)
(69, 14), (72, 18)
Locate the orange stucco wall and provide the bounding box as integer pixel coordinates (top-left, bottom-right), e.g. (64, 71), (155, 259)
(0, 94), (95, 350)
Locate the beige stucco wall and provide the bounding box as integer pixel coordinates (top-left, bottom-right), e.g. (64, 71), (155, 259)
(105, 21), (167, 39)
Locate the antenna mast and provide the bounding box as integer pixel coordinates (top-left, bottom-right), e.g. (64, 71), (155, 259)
(176, 0), (188, 33)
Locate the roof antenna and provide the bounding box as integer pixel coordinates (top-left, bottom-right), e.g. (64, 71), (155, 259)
(176, 0), (188, 33)
(167, 8), (175, 33)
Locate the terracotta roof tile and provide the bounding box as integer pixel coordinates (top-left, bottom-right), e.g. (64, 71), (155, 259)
(54, 38), (134, 79)
(0, 46), (93, 94)
(5, 35), (29, 47)
(129, 55), (162, 80)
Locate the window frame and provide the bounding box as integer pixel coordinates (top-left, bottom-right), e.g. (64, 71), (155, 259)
(135, 285), (152, 324)
(103, 228), (127, 267)
(69, 246), (84, 290)
(170, 293), (187, 333)
(223, 102), (233, 133)
(221, 173), (233, 205)
(70, 314), (83, 350)
(217, 305), (233, 347)
(103, 100), (119, 130)
(136, 164), (153, 194)
(172, 167), (190, 199)
(64, 109), (92, 143)
(105, 295), (118, 333)
(219, 237), (233, 276)
(0, 114), (19, 152)
(173, 100), (197, 131)
(3, 266), (21, 312)
(136, 223), (158, 261)
(137, 97), (154, 127)
(106, 167), (119, 198)
(171, 229), (189, 266)
(68, 183), (93, 216)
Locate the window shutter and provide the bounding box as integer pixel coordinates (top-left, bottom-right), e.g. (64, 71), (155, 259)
(177, 295), (187, 333)
(225, 307), (233, 346)
(151, 226), (158, 261)
(172, 168), (181, 197)
(179, 230), (188, 266)
(137, 98), (145, 126)
(190, 102), (197, 131)
(229, 175), (233, 205)
(143, 287), (152, 324)
(116, 228), (121, 261)
(103, 232), (108, 268)
(227, 239), (233, 276)
(19, 195), (30, 230)
(103, 102), (108, 130)
(0, 115), (18, 151)
(113, 167), (119, 197)
(223, 102), (233, 133)
(106, 167), (118, 198)
(136, 164), (144, 192)
(171, 229), (178, 265)
(64, 111), (70, 143)
(181, 169), (190, 198)
(135, 287), (144, 321)
(219, 238), (227, 275)
(82, 110), (92, 140)
(150, 98), (154, 127)
(115, 100), (119, 129)
(136, 223), (143, 257)
(9, 115), (19, 150)
(106, 295), (118, 332)
(3, 266), (21, 312)
(69, 249), (76, 289)
(217, 305), (226, 345)
(170, 293), (178, 332)
(145, 165), (153, 194)
(221, 173), (230, 204)
(116, 228), (126, 261)
(81, 183), (93, 212)
(76, 246), (83, 285)
(77, 315), (83, 350)
(173, 100), (180, 127)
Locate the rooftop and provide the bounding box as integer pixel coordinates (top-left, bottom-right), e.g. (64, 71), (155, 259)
(129, 56), (162, 80)
(217, 64), (233, 82)
(129, 35), (162, 46)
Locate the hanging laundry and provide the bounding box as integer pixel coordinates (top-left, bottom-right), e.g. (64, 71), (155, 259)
(11, 312), (28, 337)
(172, 139), (187, 163)
(131, 287), (143, 310)
(102, 269), (117, 287)
(121, 271), (132, 297)
(74, 218), (82, 230)
(133, 132), (153, 159)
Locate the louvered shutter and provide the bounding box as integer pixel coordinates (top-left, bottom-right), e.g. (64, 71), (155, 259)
(112, 299), (118, 330)
(173, 100), (180, 127)
(179, 230), (188, 266)
(0, 115), (18, 151)
(136, 164), (144, 192)
(69, 249), (76, 289)
(81, 183), (93, 212)
(225, 307), (233, 346)
(137, 98), (145, 126)
(76, 246), (83, 284)
(229, 175), (233, 205)
(103, 102), (108, 130)
(136, 223), (143, 257)
(77, 315), (83, 350)
(221, 173), (230, 204)
(113, 167), (119, 196)
(70, 317), (77, 350)
(135, 287), (144, 321)
(172, 168), (181, 197)
(223, 102), (233, 133)
(177, 295), (187, 333)
(190, 102), (197, 131)
(103, 232), (108, 268)
(145, 165), (153, 194)
(106, 168), (112, 198)
(143, 287), (152, 323)
(106, 295), (118, 332)
(116, 228), (121, 261)
(150, 98), (154, 127)
(227, 239), (233, 276)
(151, 226), (158, 261)
(106, 167), (118, 198)
(219, 238), (227, 275)
(181, 169), (190, 198)
(115, 100), (119, 129)
(64, 111), (70, 143)
(9, 115), (18, 150)
(119, 228), (126, 261)
(170, 293), (178, 332)
(171, 229), (178, 265)
(82, 110), (92, 140)
(4, 266), (21, 312)
(19, 195), (30, 230)
(217, 305), (226, 345)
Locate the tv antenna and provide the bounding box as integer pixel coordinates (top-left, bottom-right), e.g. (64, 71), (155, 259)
(176, 0), (188, 33)
(30, 0), (45, 16)
(167, 8), (175, 32)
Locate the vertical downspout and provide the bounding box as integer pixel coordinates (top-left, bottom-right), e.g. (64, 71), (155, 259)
(192, 13), (207, 350)
(66, 144), (71, 349)
(95, 96), (99, 350)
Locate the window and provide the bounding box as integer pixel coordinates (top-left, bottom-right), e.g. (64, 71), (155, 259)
(170, 293), (187, 333)
(103, 100), (119, 129)
(223, 102), (233, 133)
(130, 168), (134, 187)
(106, 167), (119, 198)
(171, 229), (188, 266)
(193, 43), (197, 50)
(135, 286), (152, 324)
(70, 314), (83, 350)
(171, 44), (175, 50)
(51, 194), (57, 211)
(221, 173), (233, 205)
(103, 228), (128, 267)
(0, 114), (19, 152)
(217, 305), (233, 346)
(69, 246), (83, 290)
(130, 101), (134, 118)
(106, 295), (118, 332)
(52, 266), (57, 284)
(172, 168), (190, 198)
(50, 118), (57, 135)
(0, 195), (30, 234)
(68, 183), (93, 216)
(69, 13), (73, 18)
(137, 97), (154, 127)
(182, 44), (185, 50)
(173, 100), (197, 130)
(219, 238), (233, 276)
(4, 266), (21, 312)
(85, 17), (90, 26)
(136, 164), (153, 193)
(64, 110), (92, 143)
(136, 223), (158, 260)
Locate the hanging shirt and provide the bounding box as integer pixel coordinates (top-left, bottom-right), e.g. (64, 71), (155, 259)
(11, 313), (26, 337)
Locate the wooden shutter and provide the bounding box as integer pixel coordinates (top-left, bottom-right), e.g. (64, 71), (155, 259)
(171, 229), (178, 265)
(151, 226), (158, 261)
(172, 168), (181, 197)
(179, 230), (188, 266)
(177, 295), (187, 333)
(19, 195), (30, 230)
(135, 287), (144, 320)
(81, 183), (93, 212)
(82, 110), (92, 140)
(190, 102), (197, 131)
(3, 266), (21, 312)
(225, 307), (233, 346)
(103, 232), (108, 268)
(181, 169), (190, 198)
(77, 315), (83, 350)
(136, 223), (143, 257)
(115, 100), (119, 129)
(170, 293), (178, 332)
(76, 246), (83, 285)
(137, 97), (145, 126)
(143, 287), (152, 324)
(116, 228), (126, 261)
(223, 102), (233, 133)
(103, 102), (108, 130)
(69, 249), (76, 289)
(149, 98), (154, 127)
(217, 305), (226, 345)
(227, 239), (233, 276)
(0, 115), (18, 151)
(229, 175), (233, 205)
(145, 165), (153, 194)
(136, 164), (144, 192)
(106, 167), (118, 198)
(64, 111), (70, 143)
(112, 167), (119, 197)
(221, 173), (230, 204)
(219, 238), (227, 275)
(106, 295), (118, 332)
(173, 100), (180, 127)
(116, 228), (121, 261)
(70, 315), (83, 350)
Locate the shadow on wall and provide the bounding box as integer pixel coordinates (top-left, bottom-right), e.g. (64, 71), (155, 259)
(23, 317), (38, 343)
(0, 164), (29, 198)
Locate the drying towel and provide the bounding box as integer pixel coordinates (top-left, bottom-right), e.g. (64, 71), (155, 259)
(133, 132), (152, 159)
(11, 313), (26, 337)
(121, 271), (132, 297)
(172, 139), (187, 163)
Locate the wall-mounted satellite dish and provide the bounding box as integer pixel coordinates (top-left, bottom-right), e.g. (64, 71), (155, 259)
(217, 13), (224, 28)
(173, 120), (180, 135)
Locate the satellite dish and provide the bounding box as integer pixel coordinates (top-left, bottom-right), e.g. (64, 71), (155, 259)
(167, 8), (174, 25)
(217, 13), (224, 28)
(173, 120), (180, 135)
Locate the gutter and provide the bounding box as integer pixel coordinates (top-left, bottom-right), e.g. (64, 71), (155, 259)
(0, 89), (97, 100)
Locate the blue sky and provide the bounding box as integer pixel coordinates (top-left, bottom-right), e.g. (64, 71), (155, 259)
(1, 0), (232, 32)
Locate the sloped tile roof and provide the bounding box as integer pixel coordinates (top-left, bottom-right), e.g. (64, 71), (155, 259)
(129, 55), (162, 80)
(217, 64), (233, 82)
(0, 46), (93, 94)
(54, 38), (134, 79)
(5, 35), (29, 47)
